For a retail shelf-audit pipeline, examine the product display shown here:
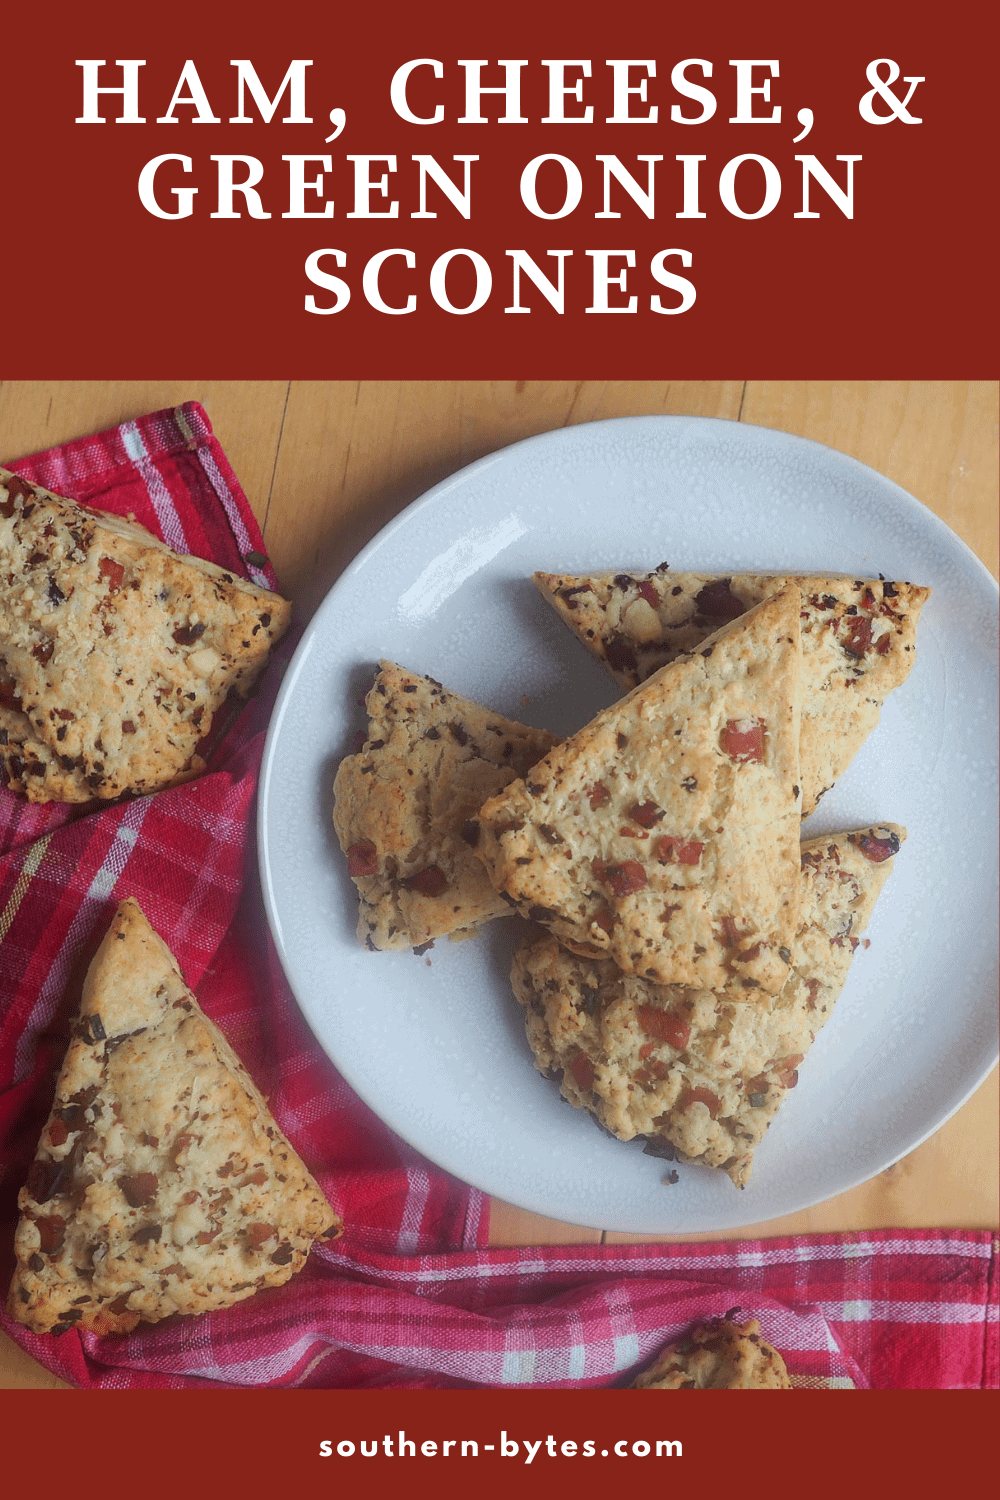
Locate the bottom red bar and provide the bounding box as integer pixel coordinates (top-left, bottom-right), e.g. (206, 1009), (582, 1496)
(6, 1387), (995, 1495)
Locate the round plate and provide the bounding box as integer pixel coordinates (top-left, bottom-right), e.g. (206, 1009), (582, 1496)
(258, 416), (999, 1233)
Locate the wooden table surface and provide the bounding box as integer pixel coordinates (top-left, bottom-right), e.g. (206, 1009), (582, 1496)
(1, 379), (996, 1389)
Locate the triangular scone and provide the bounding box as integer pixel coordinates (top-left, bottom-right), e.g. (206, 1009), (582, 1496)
(333, 661), (559, 950)
(0, 468), (291, 803)
(632, 1317), (791, 1389)
(477, 586), (802, 995)
(512, 825), (904, 1187)
(535, 570), (930, 817)
(7, 899), (339, 1336)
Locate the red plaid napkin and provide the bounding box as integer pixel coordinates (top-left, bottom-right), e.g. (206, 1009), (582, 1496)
(1, 407), (996, 1390)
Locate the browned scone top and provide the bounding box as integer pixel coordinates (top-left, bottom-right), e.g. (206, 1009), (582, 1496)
(535, 569), (930, 818)
(477, 586), (803, 995)
(0, 468), (291, 802)
(7, 898), (339, 1337)
(632, 1317), (791, 1389)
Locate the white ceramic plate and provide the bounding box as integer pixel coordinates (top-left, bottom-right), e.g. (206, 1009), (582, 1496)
(258, 416), (999, 1233)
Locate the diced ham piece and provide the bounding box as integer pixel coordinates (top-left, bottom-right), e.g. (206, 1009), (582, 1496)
(678, 1085), (721, 1118)
(842, 617), (873, 658)
(35, 1215), (67, 1254)
(346, 840), (378, 877)
(631, 801), (664, 829)
(569, 1053), (596, 1092)
(775, 1053), (804, 1089)
(98, 557), (125, 592)
(655, 836), (703, 865)
(594, 859), (647, 896)
(120, 1172), (158, 1208)
(637, 1006), (691, 1051)
(719, 915), (753, 949)
(405, 865), (448, 897)
(852, 831), (900, 863)
(721, 718), (765, 763)
(246, 1222), (276, 1248)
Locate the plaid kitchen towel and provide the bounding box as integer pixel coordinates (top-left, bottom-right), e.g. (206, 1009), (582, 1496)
(4, 1220), (996, 1389)
(0, 405), (487, 1311)
(1, 407), (996, 1391)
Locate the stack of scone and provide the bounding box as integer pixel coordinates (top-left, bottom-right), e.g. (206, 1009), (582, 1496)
(334, 567), (928, 1187)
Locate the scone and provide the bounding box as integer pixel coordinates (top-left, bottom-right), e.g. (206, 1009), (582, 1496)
(477, 586), (802, 995)
(332, 661), (559, 950)
(7, 899), (339, 1336)
(632, 1317), (791, 1389)
(535, 570), (930, 816)
(512, 826), (904, 1186)
(0, 468), (290, 802)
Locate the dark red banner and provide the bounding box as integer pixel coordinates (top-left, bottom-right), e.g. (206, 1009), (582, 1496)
(4, 1386), (998, 1494)
(3, 0), (995, 376)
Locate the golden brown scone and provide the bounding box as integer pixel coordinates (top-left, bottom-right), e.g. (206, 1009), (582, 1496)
(333, 661), (559, 950)
(478, 587), (803, 995)
(0, 468), (291, 802)
(7, 899), (339, 1337)
(534, 570), (930, 817)
(632, 1317), (791, 1388)
(512, 826), (904, 1186)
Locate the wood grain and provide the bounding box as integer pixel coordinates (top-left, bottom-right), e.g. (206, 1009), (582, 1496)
(739, 381), (998, 576)
(264, 380), (744, 617)
(0, 380), (996, 1386)
(488, 1202), (602, 1247)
